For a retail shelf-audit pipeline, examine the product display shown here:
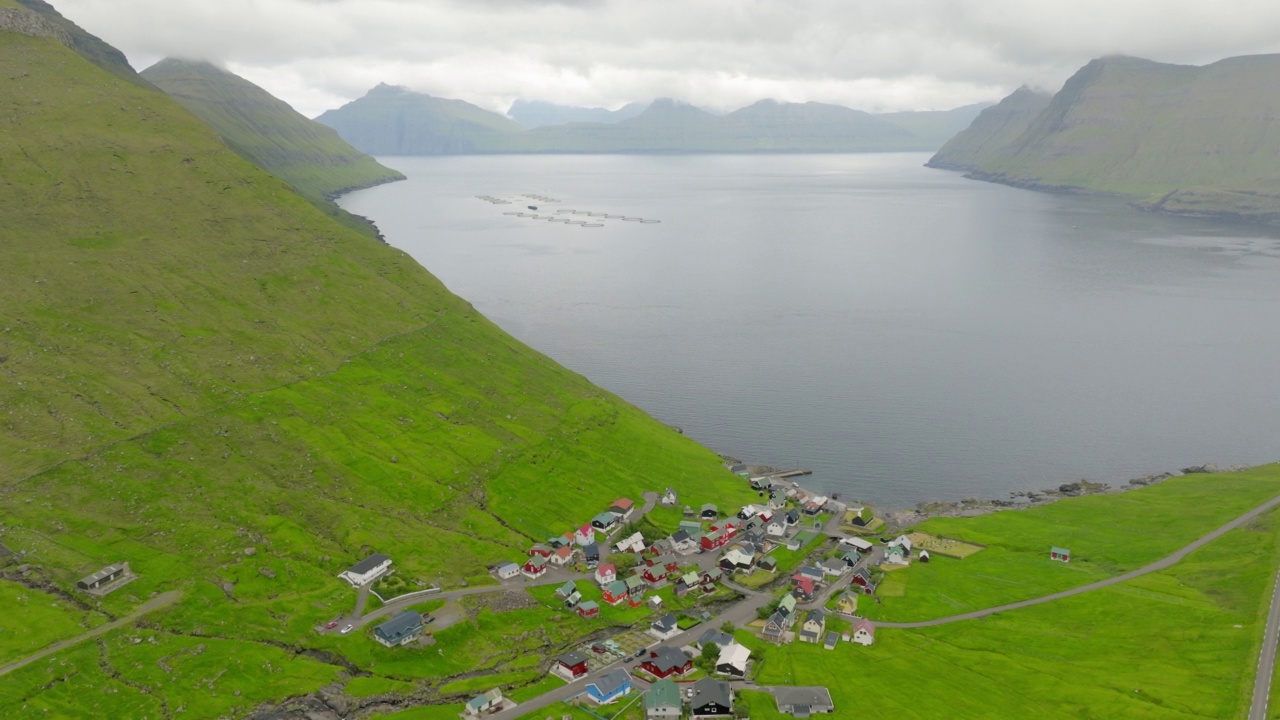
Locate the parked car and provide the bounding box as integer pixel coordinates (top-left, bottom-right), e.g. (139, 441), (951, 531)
(325, 621), (339, 630)
(340, 624), (354, 634)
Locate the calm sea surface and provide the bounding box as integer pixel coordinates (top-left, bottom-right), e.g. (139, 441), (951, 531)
(339, 153), (1280, 508)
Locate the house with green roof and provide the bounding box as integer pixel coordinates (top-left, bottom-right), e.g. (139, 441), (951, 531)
(645, 677), (681, 718)
(464, 688), (504, 716)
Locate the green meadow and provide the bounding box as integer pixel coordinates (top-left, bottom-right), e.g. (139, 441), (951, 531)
(743, 501), (1280, 719)
(862, 465), (1280, 622)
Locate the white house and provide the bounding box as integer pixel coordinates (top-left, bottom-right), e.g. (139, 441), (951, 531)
(852, 619), (876, 646)
(575, 524), (596, 546)
(715, 643), (750, 678)
(839, 536), (873, 552)
(495, 562), (520, 580)
(616, 532), (646, 554)
(595, 563), (617, 586)
(766, 519), (786, 537)
(338, 553), (391, 587)
(891, 535), (914, 553)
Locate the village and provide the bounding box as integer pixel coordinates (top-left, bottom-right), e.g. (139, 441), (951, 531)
(315, 462), (1039, 719)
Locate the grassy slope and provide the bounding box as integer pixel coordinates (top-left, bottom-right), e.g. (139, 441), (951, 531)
(138, 58), (403, 200)
(926, 86), (1052, 171)
(746, 503), (1280, 720)
(861, 465), (1280, 622)
(0, 17), (755, 718)
(138, 58), (403, 241)
(931, 55), (1280, 220)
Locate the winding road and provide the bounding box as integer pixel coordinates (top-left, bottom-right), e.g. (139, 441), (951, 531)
(1250, 558), (1280, 720)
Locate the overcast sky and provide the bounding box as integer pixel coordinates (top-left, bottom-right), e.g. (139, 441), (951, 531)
(53, 0), (1280, 118)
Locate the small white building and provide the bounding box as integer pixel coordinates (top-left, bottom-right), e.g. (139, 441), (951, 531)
(715, 643), (750, 678)
(338, 553), (392, 587)
(852, 619), (876, 646)
(495, 562), (521, 580)
(616, 532), (646, 554)
(839, 536), (874, 552)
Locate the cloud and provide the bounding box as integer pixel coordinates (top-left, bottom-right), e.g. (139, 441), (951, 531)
(52, 0), (1280, 117)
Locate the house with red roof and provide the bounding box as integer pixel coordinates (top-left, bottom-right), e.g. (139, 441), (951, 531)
(549, 545), (575, 566)
(595, 563), (617, 586)
(609, 498), (635, 518)
(575, 524), (596, 546)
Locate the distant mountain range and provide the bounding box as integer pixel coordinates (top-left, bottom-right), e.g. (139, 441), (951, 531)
(315, 84), (989, 155)
(507, 99), (649, 128)
(929, 54), (1280, 223)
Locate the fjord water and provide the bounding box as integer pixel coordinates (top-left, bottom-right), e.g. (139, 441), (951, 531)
(340, 153), (1280, 508)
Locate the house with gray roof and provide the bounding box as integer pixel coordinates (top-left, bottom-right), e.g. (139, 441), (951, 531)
(373, 610), (424, 647)
(798, 610), (825, 644)
(774, 686), (835, 717)
(690, 678), (733, 718)
(585, 668), (632, 705)
(76, 564), (125, 591)
(339, 553), (391, 587)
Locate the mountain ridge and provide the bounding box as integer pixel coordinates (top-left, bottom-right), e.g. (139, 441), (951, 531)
(928, 54), (1280, 223)
(140, 57), (405, 240)
(318, 84), (991, 154)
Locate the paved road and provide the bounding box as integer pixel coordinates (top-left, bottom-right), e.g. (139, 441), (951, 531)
(349, 572), (591, 629)
(878, 491), (1280, 629)
(0, 591), (183, 677)
(1250, 561), (1280, 720)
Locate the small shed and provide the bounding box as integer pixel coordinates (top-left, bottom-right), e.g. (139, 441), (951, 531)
(1050, 546), (1072, 563)
(77, 564), (125, 591)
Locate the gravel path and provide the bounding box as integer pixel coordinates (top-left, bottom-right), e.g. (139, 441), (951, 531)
(0, 590), (183, 677)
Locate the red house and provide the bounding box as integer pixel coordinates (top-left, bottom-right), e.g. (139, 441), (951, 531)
(700, 525), (738, 551)
(639, 646), (693, 679)
(793, 577), (816, 600)
(528, 543), (553, 558)
(556, 650), (590, 680)
(576, 601), (600, 618)
(522, 556), (548, 579)
(601, 580), (629, 606)
(641, 565), (670, 585)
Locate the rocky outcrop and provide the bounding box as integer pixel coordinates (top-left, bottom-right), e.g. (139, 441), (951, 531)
(0, 7), (72, 44)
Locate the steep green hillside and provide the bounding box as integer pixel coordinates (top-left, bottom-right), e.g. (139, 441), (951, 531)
(139, 58), (403, 240)
(926, 87), (1051, 171)
(315, 83), (527, 154)
(0, 8), (754, 717)
(140, 58), (403, 201)
(928, 55), (1280, 222)
(320, 87), (981, 154)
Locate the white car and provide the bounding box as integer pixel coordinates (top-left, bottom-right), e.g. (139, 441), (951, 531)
(340, 624), (354, 634)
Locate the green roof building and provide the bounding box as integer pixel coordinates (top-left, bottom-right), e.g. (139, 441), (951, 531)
(645, 677), (681, 718)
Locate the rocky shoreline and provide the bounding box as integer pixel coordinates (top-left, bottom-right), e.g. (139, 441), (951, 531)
(720, 454), (1256, 532)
